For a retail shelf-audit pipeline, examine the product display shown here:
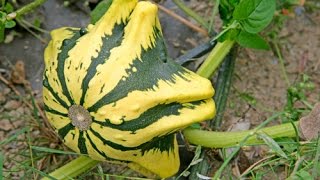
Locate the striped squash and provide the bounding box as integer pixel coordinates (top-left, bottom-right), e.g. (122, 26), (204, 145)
(43, 0), (215, 178)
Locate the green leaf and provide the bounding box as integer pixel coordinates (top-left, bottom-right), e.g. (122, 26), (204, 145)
(236, 30), (270, 50)
(90, 0), (113, 24)
(33, 18), (41, 28)
(257, 132), (288, 159)
(219, 0), (240, 25)
(0, 12), (6, 22)
(0, 23), (4, 42)
(4, 3), (14, 13)
(4, 20), (15, 28)
(233, 0), (276, 33)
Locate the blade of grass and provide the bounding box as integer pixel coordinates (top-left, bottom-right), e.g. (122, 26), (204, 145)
(27, 130), (36, 179)
(312, 136), (320, 178)
(18, 162), (56, 180)
(176, 146), (202, 179)
(172, 0), (209, 29)
(31, 146), (81, 155)
(157, 4), (208, 36)
(30, 94), (42, 127)
(0, 127), (28, 146)
(0, 151), (3, 179)
(208, 0), (220, 34)
(257, 132), (288, 159)
(273, 42), (290, 87)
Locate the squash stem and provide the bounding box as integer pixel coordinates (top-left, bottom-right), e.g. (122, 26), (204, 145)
(7, 0), (47, 20)
(41, 156), (99, 180)
(196, 40), (235, 78)
(183, 121), (299, 148)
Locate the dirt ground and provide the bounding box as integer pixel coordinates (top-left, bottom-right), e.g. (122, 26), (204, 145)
(223, 10), (320, 129)
(0, 0), (319, 179)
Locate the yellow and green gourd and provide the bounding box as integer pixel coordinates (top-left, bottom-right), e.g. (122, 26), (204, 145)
(43, 0), (215, 178)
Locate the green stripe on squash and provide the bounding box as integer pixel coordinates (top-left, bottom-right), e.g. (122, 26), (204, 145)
(43, 0), (215, 178)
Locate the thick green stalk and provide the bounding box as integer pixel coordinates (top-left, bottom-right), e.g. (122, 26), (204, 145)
(189, 46), (237, 179)
(211, 47), (237, 129)
(196, 40), (235, 78)
(41, 156), (99, 180)
(183, 121), (299, 148)
(7, 0), (47, 20)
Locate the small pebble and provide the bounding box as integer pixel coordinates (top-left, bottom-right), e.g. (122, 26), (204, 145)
(32, 130), (40, 136)
(0, 119), (13, 131)
(50, 142), (57, 149)
(0, 131), (4, 141)
(4, 100), (22, 110)
(0, 94), (5, 104)
(3, 88), (11, 95)
(13, 120), (24, 128)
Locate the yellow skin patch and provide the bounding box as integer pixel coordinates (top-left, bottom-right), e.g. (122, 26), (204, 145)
(83, 2), (162, 109)
(92, 72), (214, 123)
(90, 99), (215, 147)
(64, 0), (138, 105)
(44, 28), (77, 106)
(43, 0), (216, 178)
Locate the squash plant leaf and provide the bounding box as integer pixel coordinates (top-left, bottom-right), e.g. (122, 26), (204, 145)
(219, 0), (240, 25)
(236, 30), (270, 50)
(0, 12), (6, 42)
(4, 20), (16, 28)
(0, 23), (4, 42)
(233, 0), (276, 33)
(90, 0), (113, 24)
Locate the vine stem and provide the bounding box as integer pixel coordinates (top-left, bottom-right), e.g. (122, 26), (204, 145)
(42, 156), (99, 180)
(183, 120), (298, 148)
(197, 40), (235, 78)
(7, 0), (47, 20)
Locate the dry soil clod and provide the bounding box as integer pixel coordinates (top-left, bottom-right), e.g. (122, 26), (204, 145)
(299, 103), (320, 141)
